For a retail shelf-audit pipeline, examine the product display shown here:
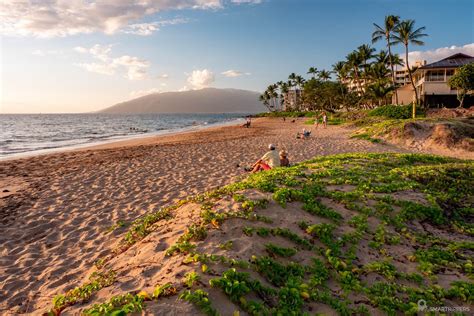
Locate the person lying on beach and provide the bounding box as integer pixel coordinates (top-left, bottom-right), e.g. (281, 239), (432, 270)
(279, 150), (290, 167)
(296, 128), (311, 139)
(248, 144), (280, 172)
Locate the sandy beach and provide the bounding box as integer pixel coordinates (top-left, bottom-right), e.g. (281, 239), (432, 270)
(0, 117), (467, 314)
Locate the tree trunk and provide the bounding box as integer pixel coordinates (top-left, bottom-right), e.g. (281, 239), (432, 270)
(405, 45), (418, 118)
(387, 37), (398, 105)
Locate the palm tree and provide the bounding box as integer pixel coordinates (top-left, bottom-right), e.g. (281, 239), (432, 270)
(288, 73), (297, 108)
(366, 82), (395, 107)
(259, 93), (271, 112)
(307, 67), (318, 79)
(295, 75), (306, 108)
(279, 82), (290, 110)
(332, 61), (348, 82)
(357, 44), (376, 72)
(346, 51), (363, 93)
(375, 50), (389, 65)
(372, 15), (400, 104)
(318, 70), (332, 81)
(367, 62), (391, 83)
(392, 19), (427, 116)
(266, 85), (278, 111)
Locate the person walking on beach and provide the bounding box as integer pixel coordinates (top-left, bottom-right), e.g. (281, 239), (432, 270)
(249, 144), (280, 172)
(314, 114), (320, 129)
(322, 112), (328, 128)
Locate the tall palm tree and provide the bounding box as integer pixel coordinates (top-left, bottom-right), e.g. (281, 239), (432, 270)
(288, 73), (297, 108)
(295, 75), (306, 108)
(372, 15), (400, 104)
(346, 51), (363, 93)
(318, 70), (332, 81)
(279, 82), (290, 110)
(266, 85), (278, 111)
(392, 19), (427, 116)
(307, 67), (318, 79)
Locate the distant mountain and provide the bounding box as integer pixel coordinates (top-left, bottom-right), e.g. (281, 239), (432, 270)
(99, 88), (265, 114)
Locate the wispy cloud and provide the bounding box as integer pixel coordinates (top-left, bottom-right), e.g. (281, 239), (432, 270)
(221, 69), (251, 77)
(231, 0), (263, 4)
(406, 43), (474, 66)
(121, 18), (189, 36)
(74, 44), (150, 80)
(187, 69), (215, 89)
(0, 1), (260, 37)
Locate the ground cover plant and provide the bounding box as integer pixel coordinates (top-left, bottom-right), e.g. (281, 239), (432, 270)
(48, 153), (473, 315)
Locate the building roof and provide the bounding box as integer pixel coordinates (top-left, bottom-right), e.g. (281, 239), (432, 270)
(419, 53), (474, 70)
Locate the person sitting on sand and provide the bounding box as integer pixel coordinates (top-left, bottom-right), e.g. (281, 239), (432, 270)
(249, 144), (280, 172)
(279, 150), (290, 167)
(242, 116), (251, 128)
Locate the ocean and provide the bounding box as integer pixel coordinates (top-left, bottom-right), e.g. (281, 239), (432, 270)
(0, 113), (247, 159)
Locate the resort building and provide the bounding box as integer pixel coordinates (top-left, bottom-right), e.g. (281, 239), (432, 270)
(394, 60), (426, 86)
(395, 53), (474, 107)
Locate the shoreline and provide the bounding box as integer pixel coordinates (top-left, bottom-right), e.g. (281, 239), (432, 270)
(0, 117), (246, 162)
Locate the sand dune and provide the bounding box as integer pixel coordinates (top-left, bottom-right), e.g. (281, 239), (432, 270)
(0, 118), (447, 314)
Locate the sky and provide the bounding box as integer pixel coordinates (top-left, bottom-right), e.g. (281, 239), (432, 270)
(0, 0), (473, 113)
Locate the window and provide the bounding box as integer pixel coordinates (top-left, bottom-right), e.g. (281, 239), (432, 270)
(426, 70), (445, 81)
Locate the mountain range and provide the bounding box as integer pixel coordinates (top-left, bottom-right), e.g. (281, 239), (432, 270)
(99, 88), (265, 114)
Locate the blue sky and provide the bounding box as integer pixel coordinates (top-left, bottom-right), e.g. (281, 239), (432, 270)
(1, 0), (473, 113)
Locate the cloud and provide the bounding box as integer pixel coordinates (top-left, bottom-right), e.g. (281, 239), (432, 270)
(130, 88), (162, 98)
(158, 73), (170, 79)
(0, 1), (260, 37)
(221, 69), (251, 77)
(113, 55), (150, 80)
(121, 18), (189, 36)
(187, 69), (215, 89)
(74, 44), (150, 80)
(406, 43), (474, 66)
(75, 62), (116, 76)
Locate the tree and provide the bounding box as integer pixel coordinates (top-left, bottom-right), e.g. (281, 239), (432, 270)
(259, 92), (272, 112)
(318, 70), (332, 81)
(307, 67), (318, 79)
(295, 75), (306, 108)
(448, 63), (474, 107)
(392, 19), (427, 117)
(346, 51), (364, 93)
(366, 82), (395, 107)
(332, 61), (348, 82)
(372, 15), (400, 104)
(357, 44), (376, 72)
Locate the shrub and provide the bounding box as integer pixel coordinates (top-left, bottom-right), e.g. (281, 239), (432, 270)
(368, 104), (423, 119)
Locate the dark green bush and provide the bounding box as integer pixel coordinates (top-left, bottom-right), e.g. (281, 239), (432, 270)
(368, 104), (423, 119)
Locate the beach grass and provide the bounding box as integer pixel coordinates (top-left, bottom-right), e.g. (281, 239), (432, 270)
(48, 152), (473, 315)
